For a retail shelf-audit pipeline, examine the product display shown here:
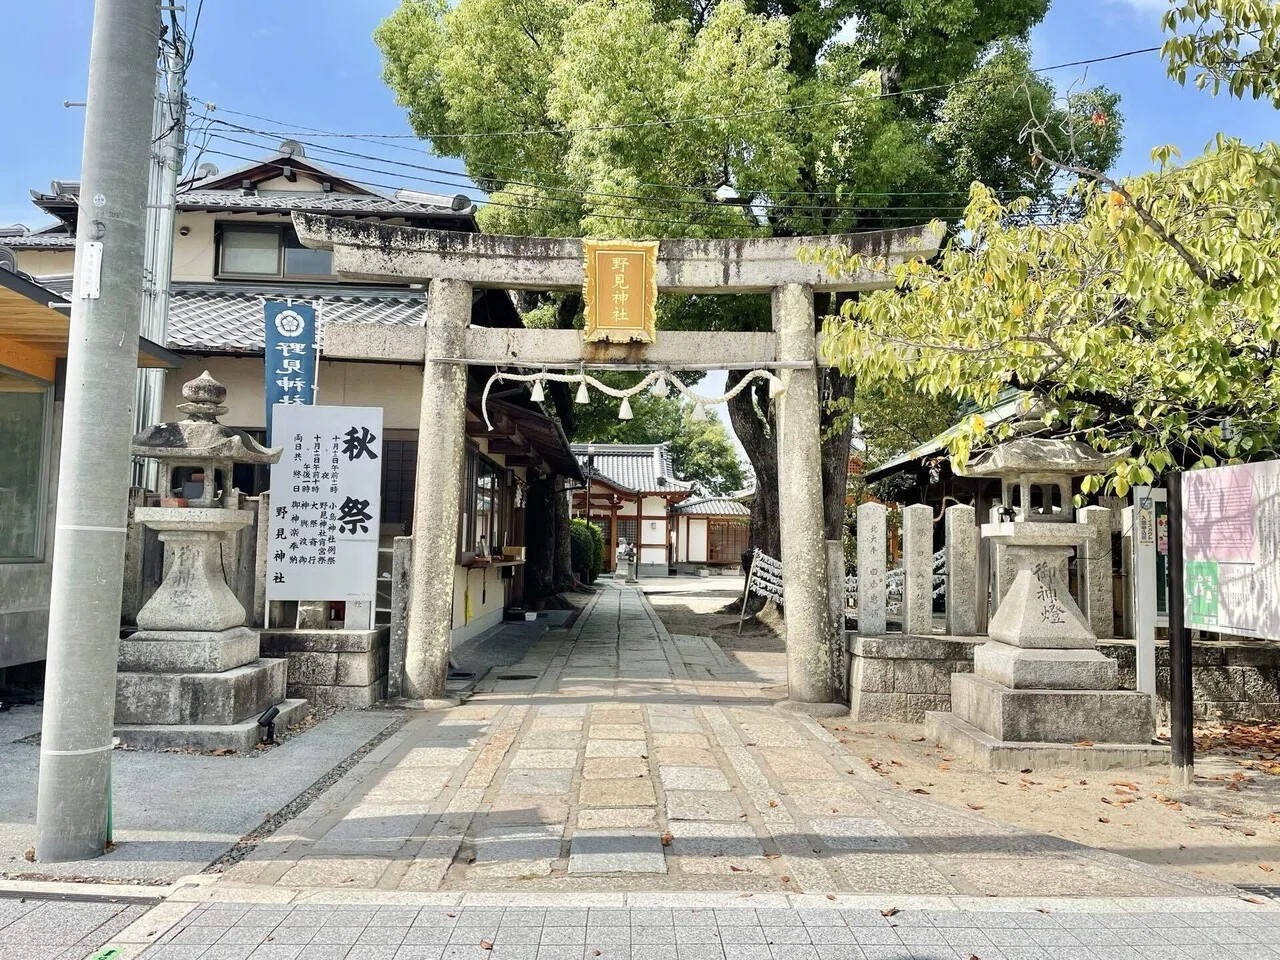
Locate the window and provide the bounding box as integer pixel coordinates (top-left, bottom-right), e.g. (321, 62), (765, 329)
(459, 447), (510, 556)
(381, 439), (417, 528)
(617, 518), (638, 549)
(0, 385), (49, 561)
(217, 224), (333, 280)
(708, 519), (748, 563)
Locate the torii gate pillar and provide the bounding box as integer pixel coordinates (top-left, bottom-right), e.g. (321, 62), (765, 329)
(774, 284), (839, 714)
(402, 278), (471, 707)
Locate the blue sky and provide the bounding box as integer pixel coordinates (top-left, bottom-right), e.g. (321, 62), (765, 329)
(2, 0), (1276, 231)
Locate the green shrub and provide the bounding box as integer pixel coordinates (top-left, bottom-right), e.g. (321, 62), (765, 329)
(570, 518), (606, 583)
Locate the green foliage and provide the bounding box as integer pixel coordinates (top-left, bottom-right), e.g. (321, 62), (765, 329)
(1162, 0), (1280, 107)
(578, 393), (746, 495)
(376, 0), (1122, 242)
(819, 135), (1280, 497)
(569, 518), (604, 582)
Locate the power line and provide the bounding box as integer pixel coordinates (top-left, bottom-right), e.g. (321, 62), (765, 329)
(202, 128), (1047, 217)
(194, 45), (1159, 142)
(195, 144), (1069, 230)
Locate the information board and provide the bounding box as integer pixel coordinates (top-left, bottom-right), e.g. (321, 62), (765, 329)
(1183, 460), (1280, 639)
(266, 404), (383, 604)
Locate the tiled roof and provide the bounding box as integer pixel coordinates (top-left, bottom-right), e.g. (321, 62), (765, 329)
(572, 443), (694, 495)
(173, 190), (473, 218)
(166, 283), (426, 353)
(0, 231), (76, 249)
(672, 496), (750, 517)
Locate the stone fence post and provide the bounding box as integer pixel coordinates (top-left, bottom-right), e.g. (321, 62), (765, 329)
(856, 502), (886, 636)
(1078, 505), (1114, 638)
(901, 503), (933, 636)
(944, 504), (978, 636)
(387, 535), (413, 701)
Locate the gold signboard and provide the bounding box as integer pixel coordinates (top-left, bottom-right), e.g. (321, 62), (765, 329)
(583, 239), (658, 344)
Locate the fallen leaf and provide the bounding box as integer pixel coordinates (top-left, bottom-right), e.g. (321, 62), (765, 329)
(911, 788), (930, 795)
(22, 848), (34, 862)
(211, 747), (236, 757)
(826, 895), (837, 901)
(592, 952), (602, 957)
(1111, 781), (1140, 791)
(480, 940), (494, 951)
(1262, 864), (1275, 873)
(768, 800), (778, 808)
(729, 865), (745, 873)
(911, 736), (926, 742)
(660, 833), (673, 847)
(764, 853), (781, 860)
(1098, 817), (1110, 824)
(996, 779), (1009, 785)
(1073, 741), (1095, 747)
(1036, 907), (1051, 914)
(1020, 768), (1033, 774)
(1101, 797), (1115, 805)
(1244, 829), (1258, 837)
(966, 803), (985, 811)
(781, 875), (792, 883)
(881, 907), (899, 917)
(938, 763), (952, 771)
(1078, 779), (1088, 785)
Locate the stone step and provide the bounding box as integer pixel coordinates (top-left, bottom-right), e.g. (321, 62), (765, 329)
(950, 672), (1155, 744)
(925, 711), (1170, 771)
(114, 698), (310, 753)
(115, 658), (288, 727)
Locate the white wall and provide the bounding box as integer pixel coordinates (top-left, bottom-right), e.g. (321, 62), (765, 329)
(687, 518), (709, 563)
(162, 356), (425, 430)
(15, 250), (74, 277)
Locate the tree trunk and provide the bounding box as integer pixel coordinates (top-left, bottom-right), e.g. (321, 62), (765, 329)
(523, 473), (557, 608)
(726, 371), (780, 560)
(552, 480), (574, 591)
(820, 368), (856, 540)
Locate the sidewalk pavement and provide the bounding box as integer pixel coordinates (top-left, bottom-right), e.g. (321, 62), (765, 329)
(18, 891), (1280, 960)
(200, 583), (1232, 898)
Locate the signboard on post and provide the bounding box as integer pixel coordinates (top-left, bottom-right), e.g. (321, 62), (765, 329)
(266, 404), (383, 607)
(1183, 460), (1280, 639)
(582, 239), (658, 343)
(264, 299), (318, 442)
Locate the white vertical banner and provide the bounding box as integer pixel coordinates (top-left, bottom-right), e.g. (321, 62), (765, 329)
(266, 404), (383, 604)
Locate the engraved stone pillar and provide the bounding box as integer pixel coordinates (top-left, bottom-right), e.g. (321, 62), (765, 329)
(402, 278), (471, 706)
(774, 283), (837, 712)
(944, 504), (978, 636)
(901, 504), (934, 637)
(387, 535), (412, 701)
(856, 502), (887, 636)
(1077, 505), (1114, 639)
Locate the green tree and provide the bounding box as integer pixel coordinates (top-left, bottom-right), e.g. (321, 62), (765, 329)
(377, 0), (1121, 553)
(578, 392), (747, 495)
(1163, 0), (1280, 107)
(816, 10), (1280, 496)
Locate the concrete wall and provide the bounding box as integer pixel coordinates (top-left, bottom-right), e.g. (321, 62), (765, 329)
(0, 399), (61, 670)
(450, 563), (510, 645)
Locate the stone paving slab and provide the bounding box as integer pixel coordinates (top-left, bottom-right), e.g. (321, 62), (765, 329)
(54, 895), (1280, 960)
(208, 584), (1240, 898)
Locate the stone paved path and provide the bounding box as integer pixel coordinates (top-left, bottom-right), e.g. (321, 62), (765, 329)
(0, 896), (148, 960)
(216, 584), (1229, 898)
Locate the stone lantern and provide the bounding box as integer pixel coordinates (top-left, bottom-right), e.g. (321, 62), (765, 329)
(928, 437), (1161, 763)
(115, 372), (308, 750)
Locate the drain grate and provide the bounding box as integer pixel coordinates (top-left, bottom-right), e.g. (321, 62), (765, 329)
(498, 674), (538, 681)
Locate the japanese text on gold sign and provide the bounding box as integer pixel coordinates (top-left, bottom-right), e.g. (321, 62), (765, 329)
(583, 239), (657, 343)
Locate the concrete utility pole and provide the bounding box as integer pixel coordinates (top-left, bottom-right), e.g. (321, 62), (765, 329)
(36, 0), (161, 863)
(135, 14), (186, 490)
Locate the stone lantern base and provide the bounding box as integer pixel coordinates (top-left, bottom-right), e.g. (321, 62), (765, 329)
(925, 522), (1166, 770)
(114, 508), (308, 752)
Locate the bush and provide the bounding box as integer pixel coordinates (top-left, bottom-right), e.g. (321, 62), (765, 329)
(570, 518), (605, 583)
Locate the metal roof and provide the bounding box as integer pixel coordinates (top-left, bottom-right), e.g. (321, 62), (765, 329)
(672, 496), (750, 517)
(167, 283), (427, 353)
(572, 443), (694, 495)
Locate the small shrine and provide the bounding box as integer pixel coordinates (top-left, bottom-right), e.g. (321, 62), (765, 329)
(115, 372), (308, 750)
(928, 438), (1163, 765)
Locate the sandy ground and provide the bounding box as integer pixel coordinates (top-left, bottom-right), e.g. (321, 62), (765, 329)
(640, 577), (1280, 889)
(816, 719), (1280, 887)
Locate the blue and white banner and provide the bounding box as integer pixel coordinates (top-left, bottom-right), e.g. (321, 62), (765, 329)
(264, 299), (318, 443)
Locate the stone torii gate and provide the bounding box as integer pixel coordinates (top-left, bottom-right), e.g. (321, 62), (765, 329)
(293, 212), (942, 713)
